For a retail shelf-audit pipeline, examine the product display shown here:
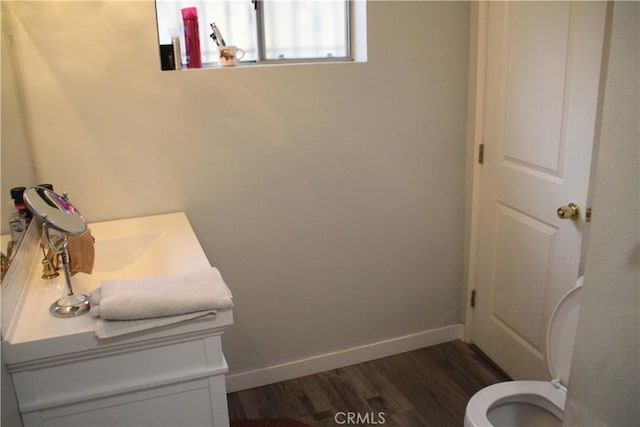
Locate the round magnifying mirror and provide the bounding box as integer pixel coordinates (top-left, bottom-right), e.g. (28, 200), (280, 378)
(23, 187), (87, 235)
(23, 186), (90, 317)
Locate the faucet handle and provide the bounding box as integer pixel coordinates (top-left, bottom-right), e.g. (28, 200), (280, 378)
(39, 239), (60, 279)
(1, 240), (16, 280)
(42, 256), (60, 279)
(1, 250), (10, 280)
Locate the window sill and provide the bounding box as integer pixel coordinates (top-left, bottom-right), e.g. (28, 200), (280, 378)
(162, 57), (361, 72)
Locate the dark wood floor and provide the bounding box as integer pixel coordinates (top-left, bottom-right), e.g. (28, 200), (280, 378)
(227, 340), (509, 426)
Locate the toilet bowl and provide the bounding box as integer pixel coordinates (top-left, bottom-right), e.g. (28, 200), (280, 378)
(464, 277), (583, 427)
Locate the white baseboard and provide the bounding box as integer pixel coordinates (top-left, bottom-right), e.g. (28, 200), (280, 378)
(225, 323), (464, 393)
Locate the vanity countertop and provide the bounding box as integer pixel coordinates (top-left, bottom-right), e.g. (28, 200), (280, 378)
(3, 212), (233, 366)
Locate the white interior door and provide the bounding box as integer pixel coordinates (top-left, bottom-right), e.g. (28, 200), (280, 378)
(470, 1), (607, 380)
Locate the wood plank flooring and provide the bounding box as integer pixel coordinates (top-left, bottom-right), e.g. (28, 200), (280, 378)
(227, 340), (509, 426)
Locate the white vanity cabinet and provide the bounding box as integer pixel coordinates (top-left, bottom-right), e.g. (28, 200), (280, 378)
(8, 312), (233, 427)
(2, 213), (234, 426)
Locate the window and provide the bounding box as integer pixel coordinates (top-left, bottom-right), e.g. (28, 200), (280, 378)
(155, 0), (352, 67)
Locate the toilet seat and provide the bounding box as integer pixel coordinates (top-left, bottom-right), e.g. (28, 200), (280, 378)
(464, 278), (583, 427)
(464, 380), (565, 427)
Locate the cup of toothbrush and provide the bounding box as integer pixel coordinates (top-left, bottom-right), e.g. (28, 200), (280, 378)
(217, 46), (245, 67)
(209, 23), (244, 67)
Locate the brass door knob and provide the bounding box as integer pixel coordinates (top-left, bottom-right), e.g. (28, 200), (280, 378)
(557, 202), (580, 220)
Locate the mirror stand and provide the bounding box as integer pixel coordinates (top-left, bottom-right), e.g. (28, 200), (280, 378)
(24, 187), (91, 318)
(42, 221), (90, 317)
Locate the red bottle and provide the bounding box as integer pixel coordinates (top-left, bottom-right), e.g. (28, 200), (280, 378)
(181, 7), (202, 68)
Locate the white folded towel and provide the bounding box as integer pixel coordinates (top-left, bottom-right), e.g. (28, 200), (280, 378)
(94, 310), (217, 339)
(90, 267), (233, 321)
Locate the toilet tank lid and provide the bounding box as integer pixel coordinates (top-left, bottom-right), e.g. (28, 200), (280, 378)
(546, 276), (583, 386)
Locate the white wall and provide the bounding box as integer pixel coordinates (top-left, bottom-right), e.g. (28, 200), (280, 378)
(1, 4), (31, 425)
(1, 1), (36, 236)
(4, 1), (470, 375)
(564, 2), (639, 426)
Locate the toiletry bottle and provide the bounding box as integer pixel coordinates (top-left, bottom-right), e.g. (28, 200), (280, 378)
(8, 187), (28, 245)
(8, 211), (26, 246)
(10, 187), (31, 222)
(172, 35), (182, 70)
(181, 7), (202, 68)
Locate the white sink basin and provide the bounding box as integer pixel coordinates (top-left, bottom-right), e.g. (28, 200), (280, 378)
(3, 212), (233, 364)
(92, 231), (166, 273)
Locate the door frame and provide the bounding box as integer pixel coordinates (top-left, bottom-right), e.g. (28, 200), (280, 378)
(463, 0), (488, 343)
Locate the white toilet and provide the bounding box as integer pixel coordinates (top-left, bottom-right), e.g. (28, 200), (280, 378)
(464, 277), (584, 427)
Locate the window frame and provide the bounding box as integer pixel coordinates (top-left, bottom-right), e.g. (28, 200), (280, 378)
(155, 0), (354, 69)
(252, 0), (352, 65)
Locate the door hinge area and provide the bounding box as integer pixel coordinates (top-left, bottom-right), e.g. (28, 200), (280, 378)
(470, 289), (476, 308)
(478, 144), (485, 164)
